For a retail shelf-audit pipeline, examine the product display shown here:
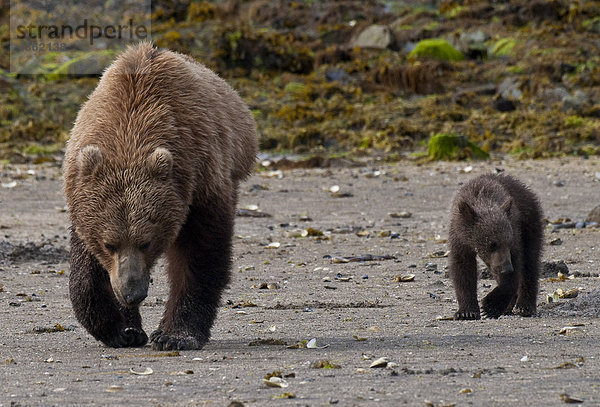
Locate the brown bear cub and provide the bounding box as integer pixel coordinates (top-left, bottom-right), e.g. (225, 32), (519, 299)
(449, 174), (543, 320)
(63, 42), (257, 350)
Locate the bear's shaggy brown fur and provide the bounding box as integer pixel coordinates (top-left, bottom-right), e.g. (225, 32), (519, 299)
(63, 42), (257, 350)
(448, 174), (543, 320)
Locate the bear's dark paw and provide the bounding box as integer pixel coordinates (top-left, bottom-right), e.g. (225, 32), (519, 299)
(481, 302), (505, 319)
(454, 310), (480, 320)
(102, 327), (148, 348)
(514, 304), (537, 317)
(150, 329), (208, 350)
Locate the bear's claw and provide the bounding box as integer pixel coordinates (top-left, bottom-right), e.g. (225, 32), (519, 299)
(514, 305), (537, 317)
(150, 329), (207, 351)
(454, 311), (480, 320)
(102, 327), (148, 348)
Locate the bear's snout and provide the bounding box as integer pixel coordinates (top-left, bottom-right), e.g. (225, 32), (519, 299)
(122, 285), (148, 306)
(499, 261), (514, 274)
(111, 250), (150, 306)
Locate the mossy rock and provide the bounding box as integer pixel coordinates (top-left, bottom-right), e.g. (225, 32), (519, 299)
(490, 38), (516, 57)
(427, 133), (489, 160)
(408, 39), (464, 62)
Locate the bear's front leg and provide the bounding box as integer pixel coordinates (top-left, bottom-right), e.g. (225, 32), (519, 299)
(69, 228), (148, 347)
(450, 246), (480, 320)
(481, 271), (518, 319)
(151, 203), (233, 350)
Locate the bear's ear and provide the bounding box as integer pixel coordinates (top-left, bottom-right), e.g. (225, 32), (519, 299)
(78, 145), (103, 178)
(147, 147), (173, 180)
(501, 198), (512, 214)
(459, 201), (478, 223)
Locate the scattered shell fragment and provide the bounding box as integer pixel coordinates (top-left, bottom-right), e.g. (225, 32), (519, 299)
(554, 362), (577, 369)
(559, 393), (583, 404)
(459, 388), (473, 394)
(1, 181), (17, 188)
(352, 335), (367, 342)
(428, 251), (449, 258)
(393, 274), (415, 282)
(547, 288), (579, 303)
(311, 360), (341, 369)
(558, 326), (584, 335)
(129, 367), (153, 376)
(265, 242), (281, 249)
(520, 355), (529, 362)
(549, 237), (563, 246)
(262, 170), (283, 179)
(389, 211), (412, 219)
(263, 377), (289, 388)
(106, 385), (125, 393)
(369, 357), (388, 368)
(561, 288), (579, 298)
(306, 338), (329, 349)
(329, 185), (340, 193)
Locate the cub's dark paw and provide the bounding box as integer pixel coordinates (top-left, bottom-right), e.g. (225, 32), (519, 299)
(481, 300), (504, 319)
(102, 327), (148, 348)
(150, 329), (207, 351)
(514, 304), (537, 317)
(454, 310), (481, 320)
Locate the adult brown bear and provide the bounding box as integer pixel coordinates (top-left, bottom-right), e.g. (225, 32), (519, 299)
(449, 174), (543, 320)
(63, 42), (257, 350)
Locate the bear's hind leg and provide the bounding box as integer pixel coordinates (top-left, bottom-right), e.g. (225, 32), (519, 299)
(514, 222), (542, 317)
(69, 228), (147, 347)
(151, 202), (233, 351)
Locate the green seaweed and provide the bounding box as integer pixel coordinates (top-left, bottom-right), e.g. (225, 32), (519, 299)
(427, 133), (489, 161)
(408, 39), (464, 62)
(490, 38), (516, 57)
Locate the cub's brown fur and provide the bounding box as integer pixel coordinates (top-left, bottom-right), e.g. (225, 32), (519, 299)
(448, 174), (543, 320)
(63, 42), (257, 350)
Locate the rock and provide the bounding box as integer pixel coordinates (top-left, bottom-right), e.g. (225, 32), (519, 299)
(453, 30), (489, 60)
(541, 87), (570, 104)
(324, 67), (350, 84)
(408, 39), (464, 62)
(541, 260), (569, 278)
(494, 97), (516, 112)
(352, 25), (394, 50)
(585, 205), (600, 224)
(498, 77), (522, 100)
(562, 90), (589, 111)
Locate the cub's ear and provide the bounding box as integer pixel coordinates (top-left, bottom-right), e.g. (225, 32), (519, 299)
(458, 201), (478, 223)
(78, 145), (103, 178)
(501, 198), (512, 214)
(147, 147), (173, 179)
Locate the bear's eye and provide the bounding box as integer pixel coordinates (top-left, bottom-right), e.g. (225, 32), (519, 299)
(489, 242), (497, 252)
(104, 243), (117, 253)
(139, 242), (151, 251)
